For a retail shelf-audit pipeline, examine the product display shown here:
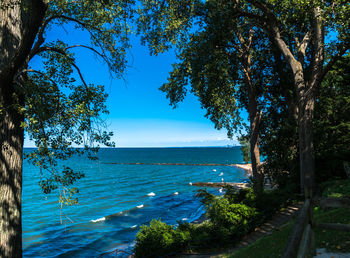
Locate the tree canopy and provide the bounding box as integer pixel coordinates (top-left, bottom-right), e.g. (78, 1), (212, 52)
(0, 0), (134, 256)
(137, 0), (350, 196)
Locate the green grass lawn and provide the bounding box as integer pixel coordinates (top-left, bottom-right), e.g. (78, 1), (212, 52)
(224, 179), (350, 258)
(222, 222), (294, 258)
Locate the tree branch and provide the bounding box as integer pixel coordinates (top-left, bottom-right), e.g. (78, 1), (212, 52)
(296, 31), (311, 63)
(247, 29), (255, 51)
(310, 6), (324, 89)
(28, 14), (105, 63)
(64, 45), (110, 66)
(20, 69), (57, 86)
(29, 46), (89, 89)
(29, 15), (62, 62)
(16, 68), (61, 112)
(244, 0), (300, 74)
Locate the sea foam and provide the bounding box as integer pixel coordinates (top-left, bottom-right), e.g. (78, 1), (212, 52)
(90, 217), (106, 223)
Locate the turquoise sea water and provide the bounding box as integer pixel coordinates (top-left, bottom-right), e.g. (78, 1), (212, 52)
(22, 147), (247, 257)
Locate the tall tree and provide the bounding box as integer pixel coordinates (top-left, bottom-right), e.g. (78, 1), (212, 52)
(234, 0), (350, 196)
(138, 0), (276, 194)
(0, 0), (133, 256)
(138, 0), (350, 196)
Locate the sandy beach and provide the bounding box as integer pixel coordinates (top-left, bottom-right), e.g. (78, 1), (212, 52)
(232, 163), (252, 176)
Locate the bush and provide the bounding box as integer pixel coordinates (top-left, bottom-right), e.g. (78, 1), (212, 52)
(134, 219), (190, 258)
(224, 187), (257, 206)
(178, 220), (219, 248)
(134, 187), (297, 257)
(208, 198), (257, 239)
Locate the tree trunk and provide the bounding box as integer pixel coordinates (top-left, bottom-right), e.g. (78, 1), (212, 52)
(292, 64), (316, 197)
(0, 1), (47, 256)
(269, 6), (323, 198)
(298, 90), (315, 197)
(236, 29), (264, 195)
(249, 98), (263, 195)
(0, 92), (24, 258)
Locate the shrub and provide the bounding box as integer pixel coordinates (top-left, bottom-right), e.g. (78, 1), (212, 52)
(224, 187), (257, 206)
(208, 198), (257, 239)
(195, 188), (217, 208)
(134, 219), (190, 257)
(178, 221), (219, 248)
(135, 187), (297, 257)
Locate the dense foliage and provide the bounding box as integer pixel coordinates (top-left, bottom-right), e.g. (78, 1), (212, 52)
(134, 219), (190, 258)
(239, 137), (251, 164)
(314, 55), (350, 183)
(23, 0), (135, 204)
(134, 186), (295, 257)
(137, 0), (350, 196)
(0, 1), (134, 255)
(261, 54), (350, 191)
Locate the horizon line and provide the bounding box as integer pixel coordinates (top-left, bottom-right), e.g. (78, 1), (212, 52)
(23, 145), (241, 149)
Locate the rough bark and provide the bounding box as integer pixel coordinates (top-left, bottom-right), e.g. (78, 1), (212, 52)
(249, 99), (263, 194)
(268, 18), (318, 196)
(298, 90), (315, 197)
(0, 1), (47, 256)
(0, 0), (47, 83)
(0, 90), (24, 258)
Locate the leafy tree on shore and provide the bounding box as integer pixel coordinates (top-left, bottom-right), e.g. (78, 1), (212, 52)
(0, 0), (134, 256)
(137, 0), (350, 197)
(233, 0), (350, 196)
(137, 0), (282, 194)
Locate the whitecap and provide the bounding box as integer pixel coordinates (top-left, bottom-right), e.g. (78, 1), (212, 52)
(90, 217), (106, 223)
(174, 192), (179, 195)
(137, 204), (144, 208)
(147, 192), (156, 197)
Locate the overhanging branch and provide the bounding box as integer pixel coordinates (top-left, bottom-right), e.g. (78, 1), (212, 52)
(29, 14), (105, 64)
(28, 46), (90, 89)
(65, 45), (110, 66)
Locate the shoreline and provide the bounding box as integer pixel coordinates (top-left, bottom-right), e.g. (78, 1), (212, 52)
(191, 182), (249, 189)
(231, 163), (252, 176)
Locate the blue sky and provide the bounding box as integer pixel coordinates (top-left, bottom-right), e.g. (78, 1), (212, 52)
(25, 24), (240, 147)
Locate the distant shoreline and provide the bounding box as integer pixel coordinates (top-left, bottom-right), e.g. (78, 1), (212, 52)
(232, 163), (252, 175)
